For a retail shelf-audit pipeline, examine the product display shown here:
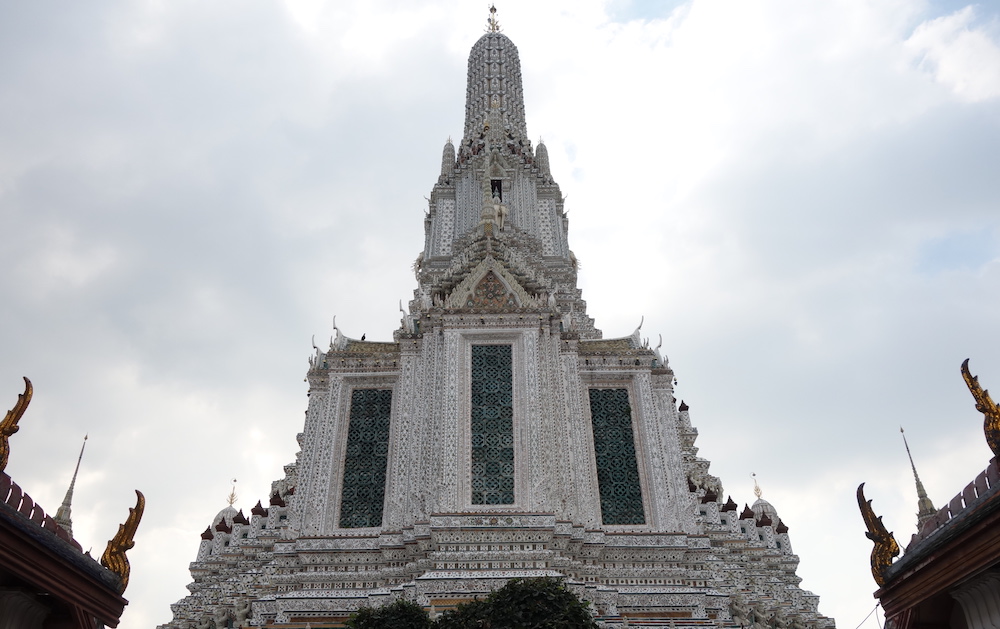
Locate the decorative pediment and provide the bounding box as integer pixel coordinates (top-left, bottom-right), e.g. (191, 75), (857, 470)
(444, 256), (538, 310)
(488, 149), (509, 178)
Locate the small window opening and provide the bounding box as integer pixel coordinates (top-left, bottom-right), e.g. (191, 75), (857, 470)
(491, 179), (503, 201)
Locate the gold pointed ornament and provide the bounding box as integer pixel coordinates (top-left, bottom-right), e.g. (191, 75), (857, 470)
(857, 483), (899, 586)
(0, 377), (32, 472)
(961, 359), (1000, 458)
(101, 490), (145, 593)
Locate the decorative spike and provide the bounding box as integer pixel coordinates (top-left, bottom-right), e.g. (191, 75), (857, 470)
(961, 359), (1000, 458)
(54, 434), (88, 537)
(486, 4), (501, 33)
(857, 483), (900, 586)
(899, 427), (936, 529)
(0, 377), (32, 472)
(101, 490), (145, 593)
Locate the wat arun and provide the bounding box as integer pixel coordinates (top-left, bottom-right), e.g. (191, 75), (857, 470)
(160, 12), (835, 629)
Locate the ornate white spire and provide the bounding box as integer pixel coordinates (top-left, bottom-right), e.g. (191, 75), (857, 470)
(900, 427), (937, 529)
(462, 19), (528, 144)
(54, 434), (87, 536)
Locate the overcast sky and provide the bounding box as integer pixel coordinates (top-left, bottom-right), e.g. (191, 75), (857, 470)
(1, 1), (999, 627)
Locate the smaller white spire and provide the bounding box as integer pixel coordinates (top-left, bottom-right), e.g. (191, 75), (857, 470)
(900, 427), (936, 529)
(54, 434), (87, 537)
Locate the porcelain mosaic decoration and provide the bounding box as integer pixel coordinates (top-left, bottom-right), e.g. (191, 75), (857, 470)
(160, 12), (835, 629)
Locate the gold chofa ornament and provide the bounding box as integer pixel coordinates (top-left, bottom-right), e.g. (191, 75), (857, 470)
(857, 483), (899, 586)
(101, 490), (145, 593)
(0, 377), (32, 472)
(961, 359), (1000, 458)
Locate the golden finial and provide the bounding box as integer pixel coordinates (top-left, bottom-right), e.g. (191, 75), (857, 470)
(227, 478), (238, 506)
(1, 377), (32, 473)
(101, 490), (145, 593)
(486, 4), (501, 33)
(857, 483), (899, 586)
(752, 473), (762, 499)
(961, 359), (1000, 458)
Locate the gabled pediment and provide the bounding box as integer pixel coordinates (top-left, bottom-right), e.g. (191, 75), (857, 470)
(488, 149), (510, 178)
(443, 256), (538, 310)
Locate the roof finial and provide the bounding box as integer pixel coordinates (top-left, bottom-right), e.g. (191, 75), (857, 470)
(54, 434), (88, 537)
(227, 478), (238, 506)
(752, 473), (762, 499)
(900, 427), (936, 529)
(101, 489), (145, 593)
(857, 483), (900, 586)
(486, 5), (501, 33)
(961, 358), (1000, 458)
(1, 377), (32, 472)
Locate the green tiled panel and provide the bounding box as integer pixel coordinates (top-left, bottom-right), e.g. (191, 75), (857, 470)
(589, 388), (645, 525)
(339, 389), (392, 528)
(471, 345), (514, 505)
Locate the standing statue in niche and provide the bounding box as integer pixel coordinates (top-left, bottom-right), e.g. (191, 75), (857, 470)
(496, 199), (508, 231)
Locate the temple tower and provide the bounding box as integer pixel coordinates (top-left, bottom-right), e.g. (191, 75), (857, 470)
(160, 14), (834, 629)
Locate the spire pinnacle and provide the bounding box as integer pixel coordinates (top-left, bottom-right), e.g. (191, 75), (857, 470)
(900, 427), (937, 529)
(752, 473), (762, 499)
(486, 5), (501, 32)
(54, 434), (88, 537)
(228, 478), (238, 506)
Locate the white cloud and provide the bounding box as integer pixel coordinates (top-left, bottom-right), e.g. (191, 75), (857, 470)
(0, 1), (998, 627)
(907, 6), (1000, 102)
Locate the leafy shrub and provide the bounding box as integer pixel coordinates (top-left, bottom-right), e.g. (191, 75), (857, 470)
(345, 577), (597, 629)
(435, 577), (598, 629)
(345, 598), (432, 629)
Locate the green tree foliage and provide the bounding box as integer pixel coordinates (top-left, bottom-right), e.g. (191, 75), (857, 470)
(437, 577), (599, 629)
(433, 597), (491, 629)
(345, 577), (598, 629)
(345, 598), (433, 629)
